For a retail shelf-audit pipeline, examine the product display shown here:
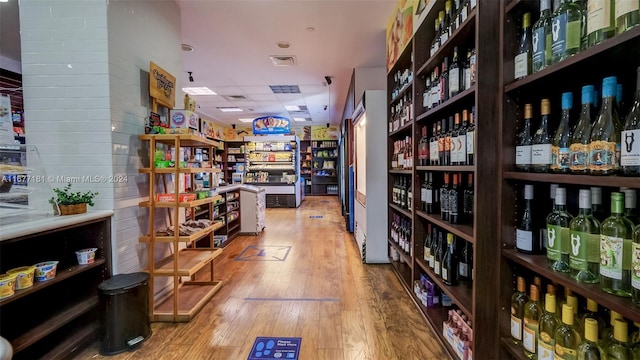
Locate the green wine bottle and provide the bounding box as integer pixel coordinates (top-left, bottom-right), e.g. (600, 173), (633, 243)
(601, 310), (624, 349)
(547, 187), (574, 272)
(533, 99), (554, 172)
(570, 189), (601, 283)
(589, 76), (621, 175)
(577, 318), (606, 360)
(552, 92), (574, 173)
(551, 0), (583, 64)
(615, 0), (640, 33)
(539, 293), (561, 360)
(533, 0), (554, 72)
(621, 66), (640, 176)
(555, 303), (582, 360)
(515, 12), (533, 80)
(580, 298), (606, 338)
(600, 192), (634, 297)
(570, 85), (595, 174)
(512, 276), (529, 344)
(523, 284), (544, 359)
(632, 224), (640, 305)
(587, 0), (616, 47)
(607, 319), (631, 359)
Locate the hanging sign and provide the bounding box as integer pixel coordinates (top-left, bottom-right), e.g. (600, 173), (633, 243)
(386, 0), (415, 72)
(149, 61), (176, 108)
(252, 116), (291, 135)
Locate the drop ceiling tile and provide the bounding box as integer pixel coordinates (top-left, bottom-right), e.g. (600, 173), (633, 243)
(248, 94), (278, 101)
(274, 93), (304, 102)
(239, 85), (274, 95)
(298, 84), (326, 94)
(212, 86), (244, 95)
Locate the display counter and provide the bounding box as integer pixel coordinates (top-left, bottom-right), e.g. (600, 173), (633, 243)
(0, 210), (114, 241)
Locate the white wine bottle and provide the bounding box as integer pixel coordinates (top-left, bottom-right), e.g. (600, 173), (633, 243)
(539, 293), (561, 360)
(517, 184), (543, 254)
(551, 0), (583, 64)
(523, 284), (544, 359)
(600, 192), (634, 297)
(607, 319), (631, 359)
(516, 104), (534, 172)
(547, 187), (573, 272)
(533, 99), (554, 172)
(512, 276), (529, 344)
(533, 0), (553, 72)
(515, 12), (533, 80)
(570, 85), (595, 174)
(615, 0), (640, 33)
(589, 76), (621, 175)
(569, 189), (601, 283)
(577, 318), (606, 360)
(601, 310), (624, 349)
(632, 223), (640, 306)
(587, 0), (616, 47)
(621, 66), (640, 176)
(580, 298), (606, 337)
(554, 303), (582, 360)
(551, 92), (573, 173)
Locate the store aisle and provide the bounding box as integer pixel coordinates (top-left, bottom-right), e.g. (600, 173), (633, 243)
(75, 196), (448, 360)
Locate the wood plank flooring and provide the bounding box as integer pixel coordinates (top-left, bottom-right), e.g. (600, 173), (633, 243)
(73, 196), (448, 360)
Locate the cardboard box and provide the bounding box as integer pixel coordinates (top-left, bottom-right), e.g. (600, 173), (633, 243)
(170, 109), (199, 129)
(156, 193), (198, 202)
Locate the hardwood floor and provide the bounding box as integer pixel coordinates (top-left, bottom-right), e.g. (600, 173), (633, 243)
(74, 196), (448, 360)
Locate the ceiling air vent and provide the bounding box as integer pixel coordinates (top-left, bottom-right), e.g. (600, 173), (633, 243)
(269, 85), (301, 94)
(223, 95), (249, 101)
(269, 55), (297, 66)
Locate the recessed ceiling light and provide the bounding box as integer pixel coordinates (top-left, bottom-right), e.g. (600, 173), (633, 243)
(181, 43), (194, 52)
(293, 117), (311, 122)
(284, 105), (301, 111)
(217, 107), (243, 112)
(276, 41), (291, 49)
(238, 118), (254, 123)
(182, 87), (216, 95)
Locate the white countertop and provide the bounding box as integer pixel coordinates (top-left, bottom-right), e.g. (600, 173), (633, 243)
(216, 184), (243, 193)
(0, 210), (114, 241)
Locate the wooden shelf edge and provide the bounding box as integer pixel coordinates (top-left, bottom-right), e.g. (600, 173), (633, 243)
(503, 171), (640, 188)
(139, 167), (221, 174)
(139, 222), (224, 243)
(500, 337), (528, 360)
(418, 85), (476, 120)
(389, 169), (413, 174)
(502, 249), (640, 323)
(414, 258), (474, 320)
(152, 281), (223, 322)
(11, 296), (98, 353)
(390, 80), (414, 104)
(388, 120), (414, 137)
(140, 195), (221, 209)
(388, 238), (413, 268)
(389, 203), (413, 218)
(415, 165), (476, 172)
(415, 210), (475, 243)
(139, 134), (222, 148)
(41, 322), (99, 360)
(153, 248), (222, 276)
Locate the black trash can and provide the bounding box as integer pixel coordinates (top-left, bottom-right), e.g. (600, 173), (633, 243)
(98, 272), (151, 355)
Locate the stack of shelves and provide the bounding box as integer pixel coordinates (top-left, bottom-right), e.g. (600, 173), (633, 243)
(498, 1), (640, 358)
(300, 140), (312, 196)
(311, 140), (338, 195)
(224, 140), (246, 183)
(138, 134), (225, 322)
(386, 1), (501, 358)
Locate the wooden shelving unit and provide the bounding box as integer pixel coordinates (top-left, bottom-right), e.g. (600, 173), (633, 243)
(311, 140), (339, 195)
(498, 1), (640, 358)
(386, 1), (501, 358)
(300, 139), (312, 196)
(223, 140), (246, 183)
(139, 134), (225, 322)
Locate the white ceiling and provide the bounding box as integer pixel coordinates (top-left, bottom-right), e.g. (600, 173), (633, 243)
(1, 0), (396, 126)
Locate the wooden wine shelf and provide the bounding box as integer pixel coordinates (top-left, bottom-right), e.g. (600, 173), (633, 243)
(415, 210), (474, 243)
(139, 167), (221, 174)
(389, 203), (413, 218)
(500, 337), (528, 360)
(388, 238), (413, 268)
(390, 81), (414, 104)
(415, 165), (475, 172)
(139, 195), (222, 209)
(502, 249), (640, 323)
(152, 248), (223, 276)
(415, 258), (473, 320)
(389, 258), (413, 291)
(409, 291), (458, 360)
(139, 222), (224, 243)
(152, 281), (223, 322)
(139, 134), (221, 148)
(389, 120), (414, 137)
(389, 169), (413, 174)
(416, 85), (476, 122)
(503, 171), (640, 188)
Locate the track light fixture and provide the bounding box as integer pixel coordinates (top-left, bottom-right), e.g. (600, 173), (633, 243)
(188, 71), (194, 82)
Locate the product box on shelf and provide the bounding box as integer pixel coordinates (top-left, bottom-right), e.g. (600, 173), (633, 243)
(157, 193), (198, 202)
(170, 109), (199, 130)
(442, 310), (473, 360)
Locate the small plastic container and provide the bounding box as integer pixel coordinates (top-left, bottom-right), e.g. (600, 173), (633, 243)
(76, 248), (98, 265)
(34, 261), (59, 281)
(7, 265), (36, 289)
(0, 273), (18, 299)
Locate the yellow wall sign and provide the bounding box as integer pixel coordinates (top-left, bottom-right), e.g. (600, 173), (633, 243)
(149, 61), (176, 108)
(311, 125), (339, 141)
(386, 0), (415, 72)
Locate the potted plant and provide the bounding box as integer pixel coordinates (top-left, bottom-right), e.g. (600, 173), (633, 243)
(49, 183), (99, 216)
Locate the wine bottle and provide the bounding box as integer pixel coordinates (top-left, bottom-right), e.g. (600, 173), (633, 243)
(419, 126), (429, 166)
(516, 103), (534, 172)
(570, 85), (595, 174)
(569, 189), (601, 283)
(547, 187), (574, 272)
(515, 12), (533, 80)
(577, 318), (606, 360)
(615, 0), (640, 33)
(589, 76), (621, 175)
(601, 310), (624, 349)
(551, 0), (582, 64)
(607, 319), (631, 359)
(464, 49), (472, 90)
(533, 0), (554, 72)
(430, 17), (441, 57)
(439, 119), (446, 165)
(632, 223), (640, 306)
(441, 172), (450, 222)
(554, 304), (582, 360)
(445, 116), (453, 166)
(523, 284), (544, 359)
(533, 99), (553, 172)
(621, 66), (640, 176)
(424, 223), (432, 263)
(466, 108), (475, 165)
(449, 173), (462, 224)
(440, 3), (451, 45)
(458, 240), (472, 281)
(452, 113), (461, 165)
(551, 92), (573, 173)
(587, 0), (616, 47)
(442, 233), (458, 286)
(622, 188), (638, 223)
(543, 184), (561, 250)
(564, 292), (583, 337)
(450, 46), (462, 98)
(463, 173), (474, 225)
(440, 58), (450, 104)
(517, 184), (543, 254)
(458, 112), (467, 166)
(429, 227), (438, 268)
(600, 192), (634, 297)
(431, 122), (439, 166)
(434, 231), (444, 276)
(580, 298), (606, 338)
(539, 293), (561, 360)
(591, 187), (606, 222)
(512, 276), (529, 344)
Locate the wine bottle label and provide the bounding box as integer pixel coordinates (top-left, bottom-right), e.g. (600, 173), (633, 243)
(516, 229), (534, 252)
(588, 140), (616, 171)
(470, 0), (476, 9)
(569, 231), (600, 271)
(464, 68), (471, 89)
(466, 131), (475, 155)
(459, 262), (469, 277)
(470, 54), (477, 84)
(632, 243), (640, 290)
(532, 144), (552, 165)
(558, 147), (570, 169)
(514, 53), (529, 79)
(449, 68), (460, 95)
(538, 337), (555, 360)
(546, 225), (567, 261)
(429, 254), (435, 268)
(434, 261), (441, 275)
(569, 143), (589, 171)
(458, 136), (466, 164)
(511, 314), (523, 340)
(621, 129), (640, 166)
(551, 146), (560, 170)
(600, 235), (624, 280)
(523, 321), (538, 353)
(532, 27), (546, 70)
(551, 13), (568, 59)
(461, 8), (468, 23)
(587, 0), (612, 34)
(426, 189), (433, 204)
(555, 344), (577, 360)
(445, 137), (451, 152)
(451, 136), (459, 163)
(566, 20), (581, 53)
(442, 268), (448, 281)
(516, 145), (533, 165)
(615, 0), (639, 18)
